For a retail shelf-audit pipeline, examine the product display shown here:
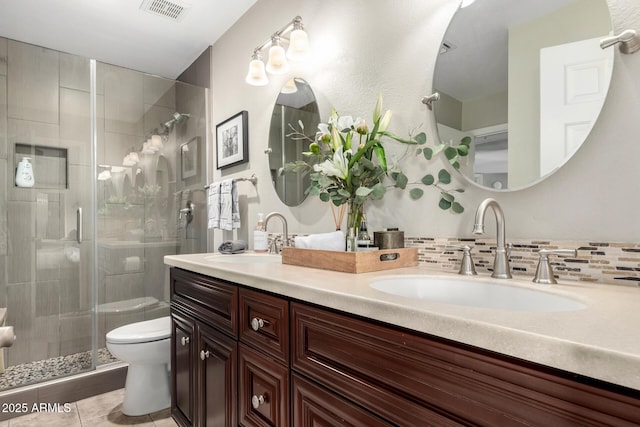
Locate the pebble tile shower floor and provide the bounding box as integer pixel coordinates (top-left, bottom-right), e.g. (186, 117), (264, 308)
(0, 349), (116, 390)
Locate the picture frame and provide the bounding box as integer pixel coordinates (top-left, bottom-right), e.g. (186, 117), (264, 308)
(216, 110), (249, 169)
(181, 136), (199, 179)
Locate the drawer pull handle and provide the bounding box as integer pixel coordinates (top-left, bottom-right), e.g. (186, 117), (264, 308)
(251, 317), (265, 331)
(200, 350), (210, 360)
(181, 337), (190, 346)
(251, 394), (266, 409)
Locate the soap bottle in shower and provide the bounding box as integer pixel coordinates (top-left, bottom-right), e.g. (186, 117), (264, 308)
(253, 213), (268, 253)
(15, 157), (35, 188)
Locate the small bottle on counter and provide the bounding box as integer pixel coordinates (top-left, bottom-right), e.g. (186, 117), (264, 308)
(356, 220), (372, 249)
(253, 213), (268, 253)
(346, 227), (356, 252)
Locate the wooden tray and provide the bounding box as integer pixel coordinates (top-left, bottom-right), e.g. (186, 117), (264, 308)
(281, 247), (418, 274)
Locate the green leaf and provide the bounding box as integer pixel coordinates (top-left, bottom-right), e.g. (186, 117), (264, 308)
(371, 183), (387, 199)
(460, 136), (471, 146)
(452, 202), (464, 213)
(338, 189), (351, 198)
(423, 147), (433, 160)
(319, 192), (330, 202)
(438, 169), (451, 184)
(439, 197), (452, 210)
(355, 186), (372, 197)
(414, 132), (427, 145)
(308, 186), (321, 196)
(373, 145), (387, 171)
(409, 188), (424, 199)
(421, 174), (435, 185)
(441, 192), (454, 203)
(451, 160), (460, 170)
(456, 145), (469, 156)
(395, 172), (409, 189)
(444, 146), (458, 161)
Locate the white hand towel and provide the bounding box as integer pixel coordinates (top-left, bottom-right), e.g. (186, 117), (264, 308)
(207, 182), (221, 229)
(295, 231), (345, 251)
(218, 179), (240, 231)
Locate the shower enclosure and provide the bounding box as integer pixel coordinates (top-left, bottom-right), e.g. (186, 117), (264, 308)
(0, 37), (208, 392)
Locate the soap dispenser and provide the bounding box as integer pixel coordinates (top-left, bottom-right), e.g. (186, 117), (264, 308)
(15, 157), (35, 188)
(253, 213), (268, 253)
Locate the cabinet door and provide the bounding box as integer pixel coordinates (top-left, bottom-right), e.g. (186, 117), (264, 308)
(171, 310), (195, 427)
(292, 374), (391, 427)
(239, 344), (289, 427)
(198, 322), (238, 427)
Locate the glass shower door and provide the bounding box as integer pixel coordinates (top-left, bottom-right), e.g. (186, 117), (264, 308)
(0, 39), (96, 389)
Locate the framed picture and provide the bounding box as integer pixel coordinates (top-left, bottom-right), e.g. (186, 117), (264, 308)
(216, 111), (249, 169)
(181, 137), (199, 179)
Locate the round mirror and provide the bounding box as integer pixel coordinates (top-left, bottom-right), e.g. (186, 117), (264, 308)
(268, 78), (321, 206)
(433, 0), (613, 191)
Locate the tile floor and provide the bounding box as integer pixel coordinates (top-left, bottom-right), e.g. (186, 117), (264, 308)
(0, 389), (178, 427)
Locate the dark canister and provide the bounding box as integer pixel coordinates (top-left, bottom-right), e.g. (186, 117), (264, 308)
(373, 228), (404, 249)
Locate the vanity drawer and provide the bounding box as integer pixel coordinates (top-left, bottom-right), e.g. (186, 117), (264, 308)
(239, 288), (289, 364)
(170, 268), (238, 338)
(239, 344), (290, 427)
(291, 302), (640, 426)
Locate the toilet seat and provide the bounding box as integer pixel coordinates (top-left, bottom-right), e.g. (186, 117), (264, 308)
(106, 316), (170, 344)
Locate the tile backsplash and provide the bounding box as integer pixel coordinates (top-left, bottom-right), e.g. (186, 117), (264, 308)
(406, 237), (640, 286)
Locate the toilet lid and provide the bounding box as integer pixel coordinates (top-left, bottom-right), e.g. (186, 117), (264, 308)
(106, 316), (171, 344)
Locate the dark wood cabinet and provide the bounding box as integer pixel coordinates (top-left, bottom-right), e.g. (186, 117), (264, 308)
(170, 268), (238, 427)
(170, 267), (640, 427)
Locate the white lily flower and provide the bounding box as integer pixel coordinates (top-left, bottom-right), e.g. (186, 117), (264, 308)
(337, 115), (355, 132)
(313, 146), (350, 180)
(318, 123), (329, 135)
(379, 110), (392, 132)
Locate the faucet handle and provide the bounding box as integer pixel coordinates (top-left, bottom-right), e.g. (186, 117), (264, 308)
(533, 249), (577, 284)
(445, 245), (477, 276)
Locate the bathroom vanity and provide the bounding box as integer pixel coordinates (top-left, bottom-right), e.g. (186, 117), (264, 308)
(165, 253), (640, 426)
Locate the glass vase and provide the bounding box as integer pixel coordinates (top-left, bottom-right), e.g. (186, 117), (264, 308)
(346, 199), (364, 251)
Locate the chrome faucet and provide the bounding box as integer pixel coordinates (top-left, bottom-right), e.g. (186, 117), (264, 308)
(472, 198), (512, 279)
(264, 212), (289, 254)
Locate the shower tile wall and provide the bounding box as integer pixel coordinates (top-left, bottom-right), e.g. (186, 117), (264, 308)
(1, 38), (92, 366)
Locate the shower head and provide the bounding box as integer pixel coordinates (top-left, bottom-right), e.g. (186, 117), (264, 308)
(160, 112), (190, 133)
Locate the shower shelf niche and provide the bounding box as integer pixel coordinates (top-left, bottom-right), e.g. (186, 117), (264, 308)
(14, 143), (69, 189)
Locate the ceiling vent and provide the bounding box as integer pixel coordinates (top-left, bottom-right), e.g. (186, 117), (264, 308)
(140, 0), (191, 22)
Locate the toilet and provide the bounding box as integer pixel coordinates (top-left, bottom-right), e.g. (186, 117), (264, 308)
(106, 316), (171, 416)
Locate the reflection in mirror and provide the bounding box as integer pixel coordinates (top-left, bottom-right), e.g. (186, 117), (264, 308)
(433, 0), (612, 191)
(268, 78), (321, 206)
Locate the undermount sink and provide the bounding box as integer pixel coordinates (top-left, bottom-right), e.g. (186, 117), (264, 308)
(203, 253), (282, 264)
(370, 276), (586, 312)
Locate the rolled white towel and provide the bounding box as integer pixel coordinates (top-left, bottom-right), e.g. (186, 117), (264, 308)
(295, 231), (345, 251)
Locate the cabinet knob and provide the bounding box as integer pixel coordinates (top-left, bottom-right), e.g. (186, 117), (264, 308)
(181, 336), (190, 346)
(200, 350), (210, 360)
(251, 317), (265, 331)
(251, 394), (266, 409)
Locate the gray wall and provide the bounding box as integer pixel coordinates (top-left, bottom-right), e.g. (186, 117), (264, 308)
(208, 0), (640, 246)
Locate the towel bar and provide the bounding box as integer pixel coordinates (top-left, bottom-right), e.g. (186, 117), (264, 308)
(205, 174), (257, 189)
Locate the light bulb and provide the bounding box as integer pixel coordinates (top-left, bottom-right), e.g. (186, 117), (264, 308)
(266, 37), (290, 75)
(245, 54), (268, 86)
(287, 29), (309, 61)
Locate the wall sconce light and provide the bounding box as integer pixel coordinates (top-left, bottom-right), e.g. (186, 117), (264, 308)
(245, 16), (310, 86)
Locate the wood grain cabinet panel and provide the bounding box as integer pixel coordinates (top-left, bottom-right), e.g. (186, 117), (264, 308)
(291, 302), (640, 426)
(239, 288), (289, 364)
(171, 310), (195, 427)
(239, 344), (289, 427)
(292, 374), (392, 427)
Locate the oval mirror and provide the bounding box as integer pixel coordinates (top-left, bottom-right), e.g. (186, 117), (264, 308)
(268, 78), (321, 206)
(433, 0), (613, 191)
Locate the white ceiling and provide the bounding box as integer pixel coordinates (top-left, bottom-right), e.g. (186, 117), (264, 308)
(0, 0), (257, 79)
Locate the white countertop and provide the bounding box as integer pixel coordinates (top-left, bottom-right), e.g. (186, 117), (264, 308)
(164, 252), (640, 391)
